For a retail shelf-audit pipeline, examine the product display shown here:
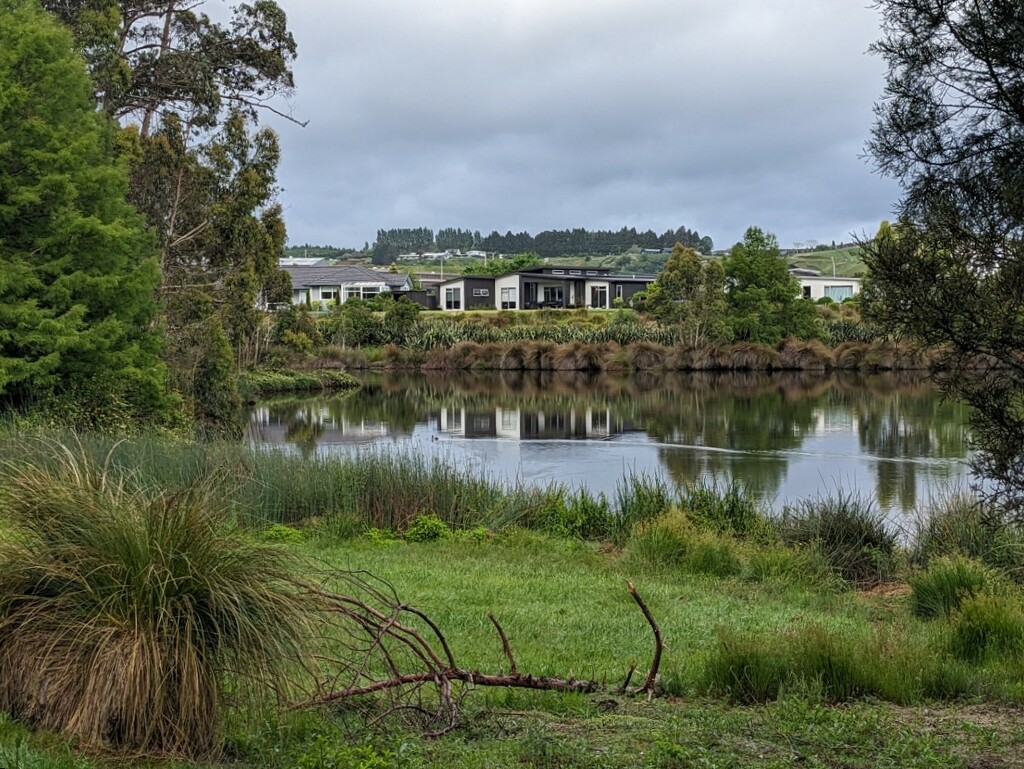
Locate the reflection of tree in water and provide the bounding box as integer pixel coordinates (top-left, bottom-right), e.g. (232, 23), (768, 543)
(282, 409), (325, 459)
(248, 370), (970, 507)
(843, 382), (970, 510)
(650, 373), (824, 498)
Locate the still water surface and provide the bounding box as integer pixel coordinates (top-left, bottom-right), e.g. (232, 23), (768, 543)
(247, 370), (974, 521)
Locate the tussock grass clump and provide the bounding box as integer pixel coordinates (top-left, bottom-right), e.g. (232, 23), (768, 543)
(743, 546), (835, 588)
(778, 491), (898, 587)
(912, 492), (1024, 581)
(948, 594), (1024, 662)
(909, 555), (991, 619)
(704, 631), (788, 704)
(0, 444), (310, 756)
(612, 473), (674, 544)
(679, 479), (767, 538)
(777, 338), (834, 370)
(625, 510), (742, 577)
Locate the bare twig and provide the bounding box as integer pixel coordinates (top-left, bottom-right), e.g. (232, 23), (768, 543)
(487, 613), (517, 674)
(627, 581), (663, 695)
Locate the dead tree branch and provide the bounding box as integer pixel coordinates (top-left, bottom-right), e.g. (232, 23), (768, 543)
(291, 571), (664, 733)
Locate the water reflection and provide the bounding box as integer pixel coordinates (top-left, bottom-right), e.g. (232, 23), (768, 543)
(247, 370), (972, 513)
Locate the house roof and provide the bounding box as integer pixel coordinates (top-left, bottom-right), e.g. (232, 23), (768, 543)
(283, 265), (411, 290)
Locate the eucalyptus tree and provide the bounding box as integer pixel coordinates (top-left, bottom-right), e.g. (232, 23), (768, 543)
(43, 0), (300, 423)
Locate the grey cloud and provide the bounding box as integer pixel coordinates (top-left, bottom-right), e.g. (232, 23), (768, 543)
(270, 0), (899, 249)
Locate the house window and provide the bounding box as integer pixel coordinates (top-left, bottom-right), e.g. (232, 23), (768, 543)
(445, 287), (462, 310)
(803, 285), (812, 299)
(615, 285), (623, 299)
(552, 269), (565, 275)
(542, 286), (563, 305)
(824, 285), (853, 301)
(500, 287), (517, 309)
(569, 269), (582, 275)
(320, 288), (338, 302)
(472, 288), (490, 297)
(590, 286), (608, 308)
(586, 270), (598, 275)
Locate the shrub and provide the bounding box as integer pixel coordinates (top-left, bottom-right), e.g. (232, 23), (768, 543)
(909, 556), (991, 619)
(0, 445), (310, 756)
(778, 491), (898, 586)
(404, 514), (450, 542)
(948, 594), (1024, 662)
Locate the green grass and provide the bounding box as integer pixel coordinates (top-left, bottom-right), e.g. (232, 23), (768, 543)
(4, 436), (1024, 766)
(789, 247), (867, 277)
(3, 532), (1024, 767)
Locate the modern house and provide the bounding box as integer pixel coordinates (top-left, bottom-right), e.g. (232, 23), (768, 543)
(282, 265), (413, 310)
(438, 266), (656, 312)
(796, 276), (863, 302)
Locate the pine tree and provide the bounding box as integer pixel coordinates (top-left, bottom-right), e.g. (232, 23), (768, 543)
(0, 0), (167, 425)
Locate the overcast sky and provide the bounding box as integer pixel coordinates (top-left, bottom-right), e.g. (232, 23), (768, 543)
(266, 0), (900, 251)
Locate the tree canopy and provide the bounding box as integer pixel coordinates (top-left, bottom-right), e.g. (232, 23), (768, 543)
(0, 0), (166, 423)
(722, 228), (820, 345)
(641, 245), (730, 346)
(863, 0), (1024, 512)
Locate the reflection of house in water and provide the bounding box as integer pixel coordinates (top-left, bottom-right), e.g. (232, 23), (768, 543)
(249, 405), (390, 446)
(437, 406), (636, 440)
(813, 407), (857, 433)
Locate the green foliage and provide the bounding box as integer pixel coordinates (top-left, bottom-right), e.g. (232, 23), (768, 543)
(404, 514), (450, 542)
(866, 2), (1024, 514)
(778, 491), (898, 586)
(912, 492), (1024, 581)
(642, 244), (731, 346)
(703, 631), (788, 704)
(381, 297), (421, 344)
(612, 473), (675, 544)
(0, 443), (311, 756)
(0, 0), (167, 424)
(909, 556), (991, 619)
(192, 317), (242, 439)
(948, 594), (1024, 662)
(723, 227), (822, 344)
(261, 523), (306, 543)
(326, 299), (382, 347)
(680, 479), (767, 537)
(625, 510), (742, 577)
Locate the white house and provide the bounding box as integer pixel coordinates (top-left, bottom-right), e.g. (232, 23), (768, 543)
(797, 276), (863, 302)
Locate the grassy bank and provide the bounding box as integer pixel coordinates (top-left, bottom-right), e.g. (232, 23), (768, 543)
(237, 368), (361, 400)
(2, 436), (1024, 767)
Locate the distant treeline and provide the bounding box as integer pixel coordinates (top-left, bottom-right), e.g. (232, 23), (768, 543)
(371, 225), (713, 262)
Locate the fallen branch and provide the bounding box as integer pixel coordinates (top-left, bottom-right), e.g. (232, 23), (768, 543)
(292, 572), (664, 732)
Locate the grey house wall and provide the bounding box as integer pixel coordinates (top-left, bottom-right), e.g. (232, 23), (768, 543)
(463, 278), (496, 310)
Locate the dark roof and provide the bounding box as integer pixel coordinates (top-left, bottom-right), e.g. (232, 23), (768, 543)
(283, 265), (410, 289)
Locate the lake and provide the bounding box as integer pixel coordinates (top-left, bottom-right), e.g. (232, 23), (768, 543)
(246, 370), (974, 523)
